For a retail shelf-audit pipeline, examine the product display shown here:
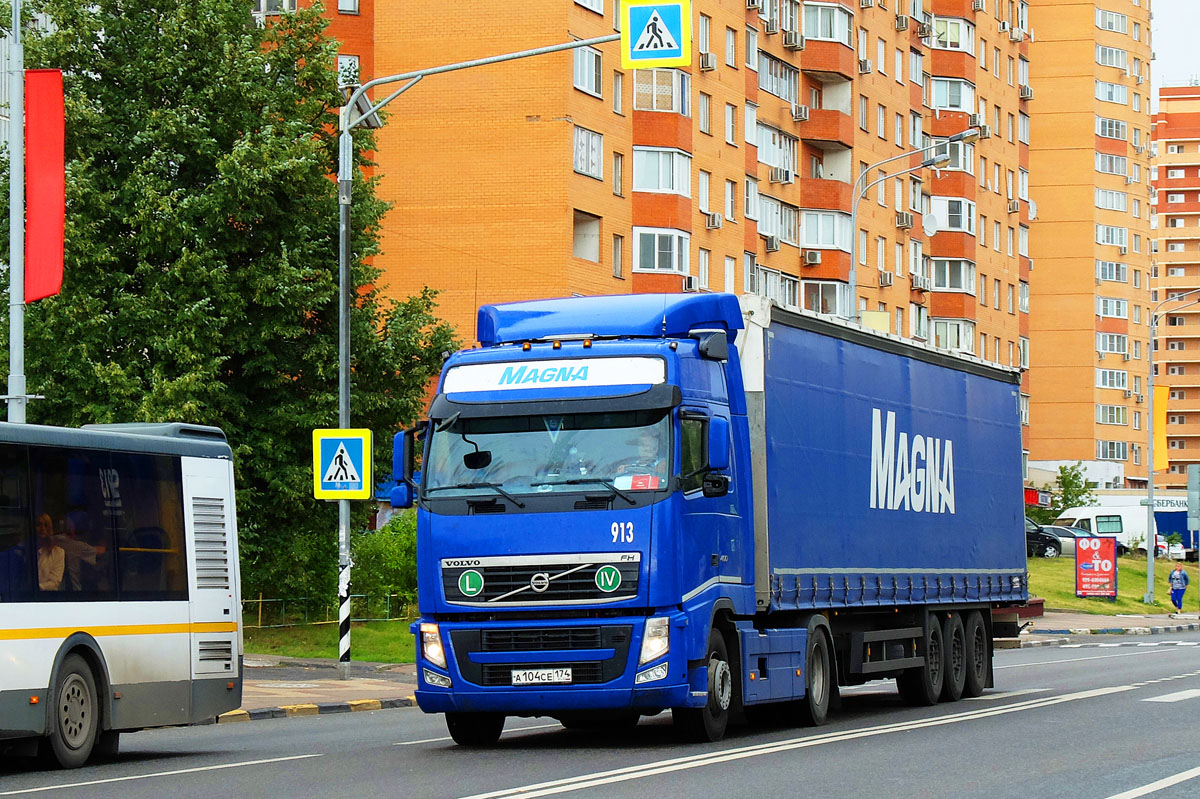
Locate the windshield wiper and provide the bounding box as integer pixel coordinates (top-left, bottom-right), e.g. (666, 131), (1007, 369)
(530, 478), (637, 505)
(425, 482), (526, 508)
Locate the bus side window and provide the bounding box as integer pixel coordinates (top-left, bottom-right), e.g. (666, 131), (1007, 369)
(111, 453), (188, 601)
(29, 447), (116, 598)
(0, 444), (33, 603)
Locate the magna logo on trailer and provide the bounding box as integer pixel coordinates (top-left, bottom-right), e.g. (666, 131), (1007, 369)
(869, 408), (956, 514)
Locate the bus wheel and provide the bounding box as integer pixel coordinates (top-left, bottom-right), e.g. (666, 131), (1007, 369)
(46, 654), (99, 768)
(897, 614), (944, 706)
(445, 712), (505, 746)
(673, 628), (732, 742)
(963, 611), (989, 698)
(940, 613), (966, 702)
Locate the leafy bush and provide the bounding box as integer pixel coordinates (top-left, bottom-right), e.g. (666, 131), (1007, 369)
(350, 510), (417, 602)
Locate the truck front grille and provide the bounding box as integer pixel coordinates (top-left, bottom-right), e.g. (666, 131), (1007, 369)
(441, 555), (640, 606)
(449, 625), (634, 687)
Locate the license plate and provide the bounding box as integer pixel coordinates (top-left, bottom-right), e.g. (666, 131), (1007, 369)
(511, 667), (572, 685)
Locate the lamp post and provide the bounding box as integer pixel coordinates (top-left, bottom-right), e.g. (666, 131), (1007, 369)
(845, 129), (979, 321)
(1144, 286), (1200, 603)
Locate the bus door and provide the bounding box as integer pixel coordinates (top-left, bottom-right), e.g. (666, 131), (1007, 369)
(182, 457), (239, 679)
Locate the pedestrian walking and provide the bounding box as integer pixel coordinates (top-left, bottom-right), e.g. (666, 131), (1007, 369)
(1168, 562), (1190, 612)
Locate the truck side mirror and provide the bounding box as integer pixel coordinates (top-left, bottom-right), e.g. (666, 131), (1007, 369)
(389, 482), (414, 509)
(708, 416), (730, 472)
(391, 423), (427, 509)
(696, 331), (729, 361)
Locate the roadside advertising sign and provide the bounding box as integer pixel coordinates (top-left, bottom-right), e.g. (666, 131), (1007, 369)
(1075, 535), (1118, 599)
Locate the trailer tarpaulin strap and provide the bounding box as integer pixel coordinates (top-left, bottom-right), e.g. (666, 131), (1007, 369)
(24, 68), (65, 303)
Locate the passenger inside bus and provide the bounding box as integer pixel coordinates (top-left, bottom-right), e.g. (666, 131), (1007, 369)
(54, 513), (108, 592)
(35, 513), (65, 591)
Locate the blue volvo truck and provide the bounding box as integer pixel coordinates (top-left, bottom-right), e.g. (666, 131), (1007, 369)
(391, 293), (1028, 744)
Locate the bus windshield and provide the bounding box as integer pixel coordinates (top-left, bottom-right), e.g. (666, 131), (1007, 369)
(424, 409), (671, 498)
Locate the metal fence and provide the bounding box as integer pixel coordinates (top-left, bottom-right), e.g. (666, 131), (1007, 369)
(241, 594), (414, 628)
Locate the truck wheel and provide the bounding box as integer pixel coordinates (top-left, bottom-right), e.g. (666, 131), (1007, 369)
(673, 628), (732, 743)
(897, 614), (944, 706)
(45, 654), (99, 768)
(445, 712), (505, 746)
(963, 611), (989, 698)
(797, 627), (831, 726)
(940, 613), (966, 703)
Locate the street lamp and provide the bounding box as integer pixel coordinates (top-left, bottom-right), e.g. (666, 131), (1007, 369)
(845, 129), (979, 321)
(1144, 286), (1200, 603)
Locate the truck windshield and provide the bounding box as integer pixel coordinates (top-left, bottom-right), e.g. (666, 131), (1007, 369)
(424, 409), (671, 498)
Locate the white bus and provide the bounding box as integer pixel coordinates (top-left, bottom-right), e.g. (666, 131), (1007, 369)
(0, 422), (242, 768)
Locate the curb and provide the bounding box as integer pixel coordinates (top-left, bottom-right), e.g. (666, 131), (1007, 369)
(1017, 637), (1070, 648)
(215, 695), (415, 724)
(1029, 622), (1200, 637)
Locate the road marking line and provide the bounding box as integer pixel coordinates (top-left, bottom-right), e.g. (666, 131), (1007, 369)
(456, 686), (1132, 799)
(395, 722), (562, 746)
(1102, 764), (1200, 799)
(962, 688), (1050, 700)
(1143, 689), (1200, 703)
(995, 649), (1176, 669)
(0, 754), (322, 796)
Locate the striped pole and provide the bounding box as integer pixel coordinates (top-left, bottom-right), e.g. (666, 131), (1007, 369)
(338, 499), (351, 679)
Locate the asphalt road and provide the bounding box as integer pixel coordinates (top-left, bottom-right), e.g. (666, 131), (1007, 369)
(4, 632), (1200, 799)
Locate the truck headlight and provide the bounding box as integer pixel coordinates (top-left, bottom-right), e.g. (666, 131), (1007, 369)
(639, 617), (670, 666)
(421, 622), (447, 669)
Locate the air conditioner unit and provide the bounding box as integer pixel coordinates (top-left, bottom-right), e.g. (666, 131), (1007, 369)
(1124, 175), (1135, 185)
(977, 125), (993, 139)
(705, 212), (724, 229)
(1119, 246), (1128, 255)
(791, 103), (810, 122)
(1134, 144), (1145, 154)
(972, 0), (986, 10)
(917, 22), (933, 38)
(803, 250), (823, 265)
(895, 15), (909, 31)
(1137, 75), (1145, 85)
(784, 31), (805, 50)
(1123, 390), (1133, 398)
(895, 211), (915, 229)
(683, 275), (699, 292)
(765, 18), (780, 34)
(1009, 28), (1024, 42)
(1137, 394), (1145, 403)
(1123, 353), (1131, 361)
(769, 167), (794, 184)
(1097, 351), (1105, 360)
(858, 59), (873, 74)
(699, 52), (717, 72)
(1019, 84), (1034, 100)
(998, 20), (1010, 32)
(968, 113), (984, 128)
(1008, 199), (1020, 213)
(764, 235), (781, 253)
(879, 271), (894, 287)
(913, 274), (932, 291)
(747, 0), (763, 10)
(860, 0), (874, 7)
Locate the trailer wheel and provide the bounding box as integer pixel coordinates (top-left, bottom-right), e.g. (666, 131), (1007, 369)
(963, 611), (989, 698)
(797, 627), (831, 727)
(940, 613), (966, 703)
(673, 628), (732, 743)
(44, 654), (99, 768)
(897, 614), (944, 706)
(445, 712), (505, 746)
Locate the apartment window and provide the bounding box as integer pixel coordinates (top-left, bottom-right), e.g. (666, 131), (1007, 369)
(1007, 284), (1015, 313)
(1020, 395), (1030, 426)
(573, 211), (600, 261)
(1168, 365), (1187, 376)
(877, 38), (887, 75)
(933, 320), (976, 353)
(576, 0), (603, 12)
(725, 180), (737, 221)
(1096, 45), (1128, 70)
(699, 14), (711, 54)
(1095, 189), (1128, 211)
(801, 210), (852, 251)
(1096, 405), (1128, 426)
(1019, 113), (1031, 144)
(1167, 144), (1185, 155)
(573, 127), (603, 178)
(1168, 168), (1186, 179)
(1170, 414), (1187, 425)
(1095, 153), (1129, 176)
(979, 275), (987, 305)
(931, 78), (975, 111)
(1168, 242), (1187, 253)
(1019, 169), (1029, 200)
(803, 2), (854, 46)
(634, 228), (690, 273)
(697, 170), (709, 212)
(1167, 192), (1186, 203)
(633, 69), (690, 114)
(574, 47), (602, 96)
(1097, 441), (1128, 461)
(612, 234), (624, 278)
(1097, 369), (1128, 390)
(724, 256), (736, 293)
(758, 195), (800, 245)
(895, 113), (904, 148)
(1095, 9), (1128, 33)
(1096, 225), (1128, 247)
(759, 53), (800, 103)
(1097, 296), (1128, 319)
(1097, 333), (1127, 354)
(933, 259), (976, 293)
(993, 221), (1001, 251)
(613, 152), (624, 195)
(993, 278), (1001, 310)
(613, 72), (623, 113)
(746, 27), (758, 68)
(859, 95), (869, 130)
(979, 38), (988, 70)
(698, 249), (710, 289)
(933, 19), (975, 53)
(745, 176), (759, 220)
(895, 49), (904, 84)
(699, 93), (711, 134)
(931, 197), (977, 234)
(1096, 117), (1127, 140)
(910, 51), (924, 85)
(803, 281), (847, 317)
(756, 124), (798, 170)
(745, 104), (757, 145)
(1095, 81), (1127, 105)
(726, 104), (737, 144)
(632, 148), (691, 195)
(877, 104), (887, 139)
(1097, 260), (1127, 282)
(337, 0), (358, 11)
(1019, 281), (1029, 313)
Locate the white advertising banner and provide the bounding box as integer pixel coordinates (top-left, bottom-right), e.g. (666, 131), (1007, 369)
(443, 357), (665, 394)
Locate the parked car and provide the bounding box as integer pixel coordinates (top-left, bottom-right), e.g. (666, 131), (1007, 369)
(1026, 517), (1062, 558)
(1042, 525), (1098, 557)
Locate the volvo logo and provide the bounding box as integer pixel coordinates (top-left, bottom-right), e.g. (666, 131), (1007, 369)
(530, 572), (551, 593)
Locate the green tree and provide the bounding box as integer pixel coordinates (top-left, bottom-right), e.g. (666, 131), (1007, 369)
(1028, 462), (1097, 525)
(3, 1), (456, 598)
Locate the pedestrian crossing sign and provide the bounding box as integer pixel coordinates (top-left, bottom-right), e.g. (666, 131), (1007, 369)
(313, 428), (373, 500)
(621, 0), (691, 70)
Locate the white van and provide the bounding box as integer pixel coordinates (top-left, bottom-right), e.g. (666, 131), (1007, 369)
(1055, 506), (1164, 556)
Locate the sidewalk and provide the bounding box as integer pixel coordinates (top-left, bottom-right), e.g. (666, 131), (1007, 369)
(217, 610), (1200, 723)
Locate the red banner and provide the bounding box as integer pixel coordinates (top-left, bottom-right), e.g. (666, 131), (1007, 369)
(25, 68), (65, 303)
(1075, 536), (1118, 599)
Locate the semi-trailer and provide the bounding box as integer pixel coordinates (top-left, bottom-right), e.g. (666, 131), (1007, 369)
(391, 293), (1028, 744)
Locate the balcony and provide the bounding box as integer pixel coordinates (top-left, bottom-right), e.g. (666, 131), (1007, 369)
(798, 108), (855, 150)
(800, 40), (856, 81)
(799, 176), (852, 211)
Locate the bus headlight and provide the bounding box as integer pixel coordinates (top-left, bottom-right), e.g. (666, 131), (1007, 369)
(420, 623), (447, 669)
(639, 617), (670, 665)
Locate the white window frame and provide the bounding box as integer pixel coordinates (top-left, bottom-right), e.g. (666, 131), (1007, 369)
(573, 126), (603, 179)
(573, 46), (602, 97)
(633, 227), (690, 273)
